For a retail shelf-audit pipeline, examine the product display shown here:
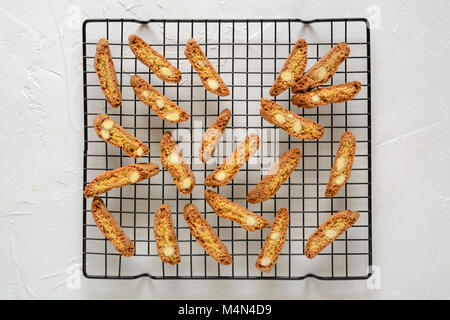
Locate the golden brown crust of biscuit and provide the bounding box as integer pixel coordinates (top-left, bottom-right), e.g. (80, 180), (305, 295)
(128, 34), (182, 83)
(130, 75), (189, 123)
(205, 190), (270, 232)
(154, 204), (181, 265)
(93, 113), (150, 158)
(292, 81), (361, 108)
(83, 163), (160, 198)
(204, 133), (260, 187)
(91, 198), (134, 256)
(260, 98), (324, 140)
(305, 210), (359, 259)
(292, 42), (350, 93)
(270, 39), (308, 96)
(255, 207), (289, 272)
(183, 204), (232, 265)
(325, 132), (356, 197)
(247, 148), (302, 204)
(94, 38), (122, 108)
(160, 131), (196, 194)
(184, 38), (230, 96)
(199, 109), (231, 163)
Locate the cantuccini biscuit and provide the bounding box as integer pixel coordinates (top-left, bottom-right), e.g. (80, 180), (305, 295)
(199, 109), (231, 163)
(305, 210), (359, 259)
(292, 81), (361, 108)
(270, 39), (308, 96)
(93, 113), (149, 158)
(91, 198), (134, 257)
(292, 42), (350, 93)
(205, 190), (270, 232)
(83, 163), (160, 198)
(247, 148), (302, 204)
(154, 204), (181, 265)
(325, 132), (356, 198)
(160, 131), (196, 194)
(255, 207), (289, 272)
(94, 38), (122, 108)
(129, 34), (182, 83)
(183, 204), (232, 265)
(204, 133), (259, 187)
(130, 75), (189, 123)
(184, 38), (230, 96)
(260, 98), (324, 140)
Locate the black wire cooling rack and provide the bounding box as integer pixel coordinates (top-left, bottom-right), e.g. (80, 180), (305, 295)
(82, 18), (372, 280)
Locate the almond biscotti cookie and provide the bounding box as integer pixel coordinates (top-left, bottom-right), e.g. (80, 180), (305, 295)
(260, 98), (324, 140)
(270, 39), (308, 96)
(154, 204), (181, 265)
(93, 113), (149, 158)
(129, 34), (182, 83)
(199, 108), (231, 163)
(183, 203), (232, 265)
(94, 38), (122, 108)
(292, 81), (361, 108)
(205, 190), (270, 232)
(247, 148), (302, 204)
(204, 133), (259, 187)
(130, 75), (189, 123)
(184, 38), (230, 96)
(305, 210), (359, 259)
(84, 163), (160, 198)
(325, 132), (356, 198)
(91, 198), (134, 256)
(292, 42), (350, 93)
(160, 131), (196, 194)
(255, 207), (289, 272)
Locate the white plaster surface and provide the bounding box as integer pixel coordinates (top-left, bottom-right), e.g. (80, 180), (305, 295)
(0, 0), (449, 299)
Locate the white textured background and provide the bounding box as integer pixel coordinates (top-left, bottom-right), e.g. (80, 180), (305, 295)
(0, 0), (449, 299)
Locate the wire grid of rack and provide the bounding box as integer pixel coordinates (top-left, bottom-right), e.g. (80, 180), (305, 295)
(82, 18), (372, 280)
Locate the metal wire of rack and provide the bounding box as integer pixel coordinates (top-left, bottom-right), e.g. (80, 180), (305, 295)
(82, 18), (372, 280)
